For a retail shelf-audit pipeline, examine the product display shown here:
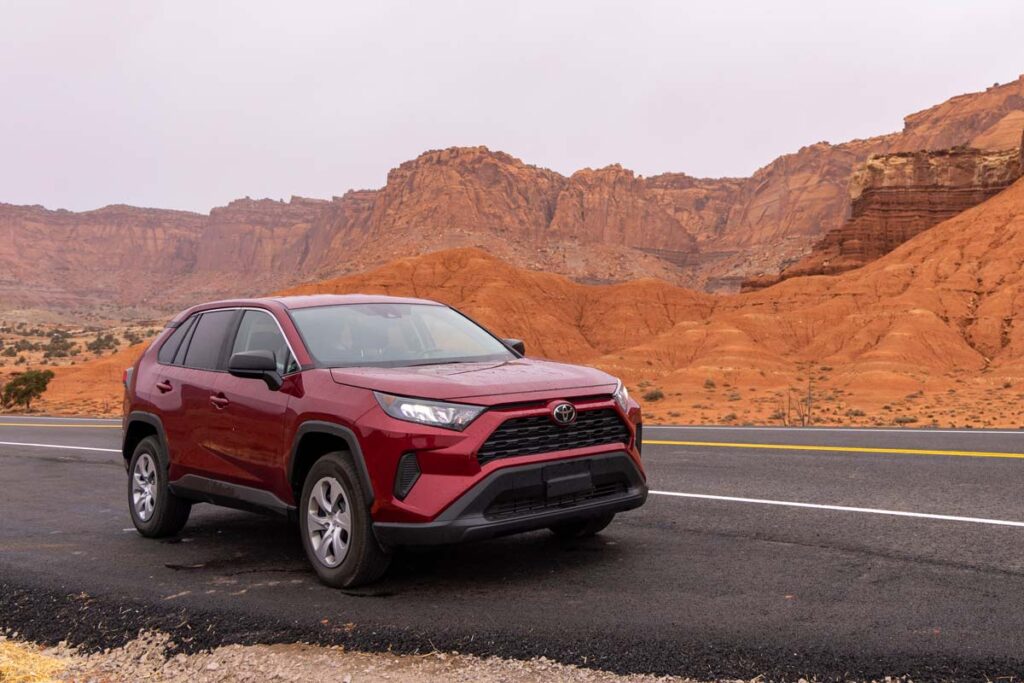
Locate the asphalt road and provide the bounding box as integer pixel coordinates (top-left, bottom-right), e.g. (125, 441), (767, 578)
(3, 416), (1024, 680)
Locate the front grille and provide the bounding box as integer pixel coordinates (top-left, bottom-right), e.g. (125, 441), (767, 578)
(477, 408), (630, 465)
(484, 481), (628, 520)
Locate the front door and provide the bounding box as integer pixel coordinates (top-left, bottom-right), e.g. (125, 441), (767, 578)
(204, 309), (298, 494)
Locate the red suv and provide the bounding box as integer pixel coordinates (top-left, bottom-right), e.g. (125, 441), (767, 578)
(123, 295), (647, 587)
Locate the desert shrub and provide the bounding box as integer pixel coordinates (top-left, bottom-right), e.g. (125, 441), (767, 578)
(643, 389), (665, 402)
(1, 369), (55, 411)
(703, 378), (716, 390)
(845, 408), (866, 417)
(86, 333), (120, 354)
(1, 347), (15, 358)
(894, 415), (919, 425)
(722, 412), (737, 422)
(43, 331), (75, 358)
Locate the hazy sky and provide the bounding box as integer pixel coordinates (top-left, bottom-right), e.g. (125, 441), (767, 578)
(3, 0), (1023, 212)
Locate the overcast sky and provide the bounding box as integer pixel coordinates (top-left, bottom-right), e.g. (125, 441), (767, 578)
(2, 0), (1023, 212)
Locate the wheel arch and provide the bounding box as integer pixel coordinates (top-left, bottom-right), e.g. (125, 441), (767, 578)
(288, 421), (374, 507)
(122, 411), (170, 470)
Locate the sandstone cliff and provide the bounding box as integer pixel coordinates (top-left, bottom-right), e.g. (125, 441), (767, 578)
(41, 173), (1024, 427)
(249, 176), (1024, 429)
(695, 77), (1024, 286)
(742, 143), (1024, 289)
(6, 77), (1024, 317)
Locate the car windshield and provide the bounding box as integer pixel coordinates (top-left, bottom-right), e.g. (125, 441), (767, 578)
(289, 303), (516, 368)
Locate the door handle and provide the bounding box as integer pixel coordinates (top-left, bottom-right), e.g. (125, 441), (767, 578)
(156, 380), (172, 393)
(209, 394), (230, 409)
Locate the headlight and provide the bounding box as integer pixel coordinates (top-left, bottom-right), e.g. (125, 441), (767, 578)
(374, 391), (484, 431)
(613, 380), (630, 412)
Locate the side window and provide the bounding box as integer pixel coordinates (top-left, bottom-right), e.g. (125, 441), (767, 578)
(157, 316), (196, 364)
(182, 310), (237, 371)
(230, 310), (297, 374)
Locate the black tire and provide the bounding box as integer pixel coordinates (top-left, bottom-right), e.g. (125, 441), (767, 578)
(128, 435), (191, 538)
(299, 451), (391, 588)
(549, 512), (615, 539)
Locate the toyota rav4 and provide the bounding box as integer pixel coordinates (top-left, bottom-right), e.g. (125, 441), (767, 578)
(122, 295), (648, 587)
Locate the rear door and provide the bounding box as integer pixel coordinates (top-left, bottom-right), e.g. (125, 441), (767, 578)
(203, 309), (298, 492)
(158, 309), (239, 478)
(149, 314), (196, 480)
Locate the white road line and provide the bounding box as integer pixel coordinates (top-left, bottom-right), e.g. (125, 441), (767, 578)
(0, 441), (120, 453)
(645, 425), (1024, 435)
(651, 490), (1024, 528)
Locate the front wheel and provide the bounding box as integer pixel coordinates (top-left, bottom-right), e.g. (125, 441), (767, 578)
(299, 452), (391, 588)
(549, 512), (615, 539)
(128, 436), (191, 537)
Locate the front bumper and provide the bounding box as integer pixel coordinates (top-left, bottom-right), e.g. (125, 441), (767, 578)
(373, 451), (647, 546)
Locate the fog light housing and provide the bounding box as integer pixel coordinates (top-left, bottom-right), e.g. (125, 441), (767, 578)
(394, 452), (421, 500)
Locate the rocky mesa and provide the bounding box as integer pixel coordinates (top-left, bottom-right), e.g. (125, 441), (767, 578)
(40, 172), (1024, 428)
(5, 77), (1024, 319)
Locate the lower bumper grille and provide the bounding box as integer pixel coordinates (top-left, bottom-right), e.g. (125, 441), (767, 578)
(484, 481), (628, 520)
(477, 408), (630, 465)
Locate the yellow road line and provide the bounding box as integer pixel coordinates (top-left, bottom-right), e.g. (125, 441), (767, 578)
(642, 439), (1024, 459)
(0, 422), (120, 429)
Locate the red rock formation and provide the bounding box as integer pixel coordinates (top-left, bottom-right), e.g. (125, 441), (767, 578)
(696, 77), (1024, 286)
(53, 175), (1024, 427)
(5, 77), (1024, 317)
(742, 142), (1024, 290)
(549, 165), (698, 253)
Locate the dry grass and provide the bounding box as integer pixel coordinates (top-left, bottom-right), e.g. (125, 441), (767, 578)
(0, 632), (705, 683)
(0, 640), (65, 683)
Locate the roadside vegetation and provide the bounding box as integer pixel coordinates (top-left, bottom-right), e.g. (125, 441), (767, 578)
(0, 320), (158, 414)
(1, 370), (55, 412)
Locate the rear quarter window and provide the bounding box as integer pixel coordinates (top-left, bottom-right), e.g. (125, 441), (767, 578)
(157, 316), (196, 364)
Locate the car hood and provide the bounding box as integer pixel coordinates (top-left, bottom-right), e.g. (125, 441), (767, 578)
(329, 358), (617, 404)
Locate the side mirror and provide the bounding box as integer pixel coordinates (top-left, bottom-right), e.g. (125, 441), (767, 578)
(502, 338), (526, 356)
(228, 350), (283, 390)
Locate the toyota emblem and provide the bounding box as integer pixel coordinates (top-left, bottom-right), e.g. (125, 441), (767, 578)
(551, 402), (577, 425)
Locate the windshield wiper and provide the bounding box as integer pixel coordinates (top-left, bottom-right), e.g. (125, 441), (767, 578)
(406, 360), (467, 367)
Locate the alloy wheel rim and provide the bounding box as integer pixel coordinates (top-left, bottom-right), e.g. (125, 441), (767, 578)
(132, 452), (158, 522)
(307, 476), (352, 568)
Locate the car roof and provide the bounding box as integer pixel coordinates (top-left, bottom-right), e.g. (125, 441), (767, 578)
(171, 294), (444, 322)
(270, 294), (443, 309)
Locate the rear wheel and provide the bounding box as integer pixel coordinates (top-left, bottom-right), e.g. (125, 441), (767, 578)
(128, 436), (191, 537)
(549, 512), (615, 539)
(299, 452), (391, 587)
